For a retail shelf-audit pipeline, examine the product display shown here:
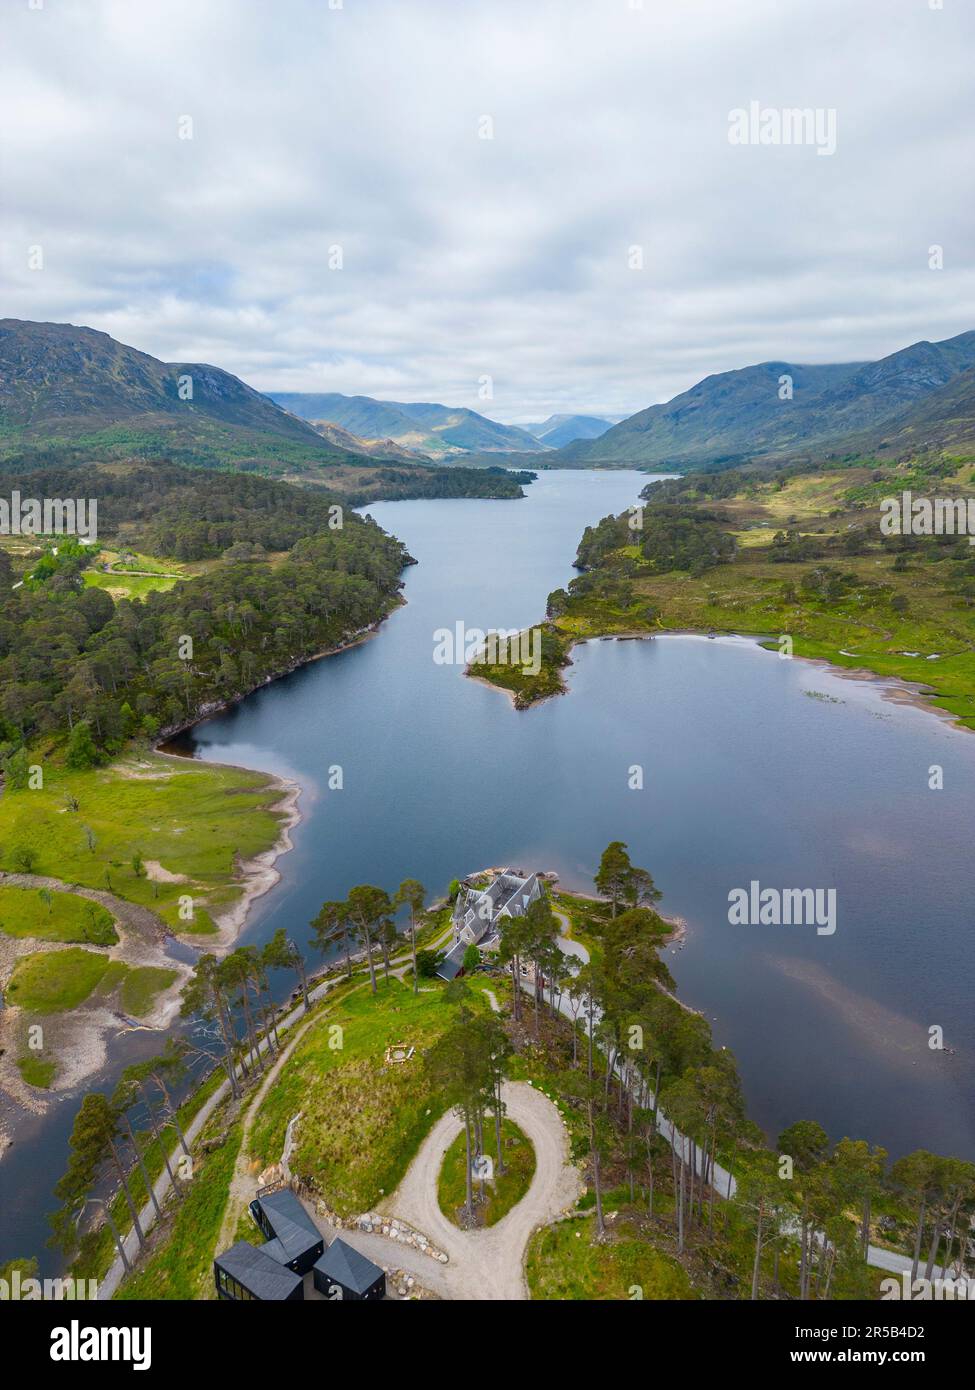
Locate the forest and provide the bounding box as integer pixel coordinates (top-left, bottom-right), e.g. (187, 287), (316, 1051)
(0, 465), (412, 757)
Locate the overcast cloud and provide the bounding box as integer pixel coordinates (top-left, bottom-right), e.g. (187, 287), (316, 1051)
(2, 0), (973, 423)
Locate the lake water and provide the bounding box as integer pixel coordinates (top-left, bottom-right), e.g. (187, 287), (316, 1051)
(4, 469), (974, 1271)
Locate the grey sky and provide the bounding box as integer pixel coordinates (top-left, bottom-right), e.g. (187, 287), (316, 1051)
(2, 0), (972, 423)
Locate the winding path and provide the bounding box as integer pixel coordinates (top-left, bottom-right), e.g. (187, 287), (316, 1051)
(378, 1080), (581, 1299)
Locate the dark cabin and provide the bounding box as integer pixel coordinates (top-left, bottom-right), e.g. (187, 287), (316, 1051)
(250, 1189), (324, 1276)
(313, 1238), (386, 1301)
(214, 1240), (304, 1301)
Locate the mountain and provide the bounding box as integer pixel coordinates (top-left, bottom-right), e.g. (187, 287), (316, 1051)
(0, 319), (376, 472)
(523, 414), (614, 448)
(558, 331), (975, 469)
(270, 392), (546, 456)
(306, 419), (429, 463)
(822, 363), (975, 461)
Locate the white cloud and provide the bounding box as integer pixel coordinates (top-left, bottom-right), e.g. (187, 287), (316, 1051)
(2, 0), (972, 422)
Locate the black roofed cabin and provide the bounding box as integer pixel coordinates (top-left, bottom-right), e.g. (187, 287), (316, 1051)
(313, 1238), (386, 1301)
(214, 1240), (304, 1301)
(249, 1188), (324, 1276)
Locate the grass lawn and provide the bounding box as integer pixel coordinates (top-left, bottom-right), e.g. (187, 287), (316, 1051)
(6, 947), (176, 1015)
(115, 1114), (244, 1301)
(6, 947), (116, 1012)
(0, 885), (117, 945)
(248, 976), (488, 1217)
(526, 1212), (697, 1300)
(83, 570), (180, 600)
(438, 1117), (535, 1228)
(16, 1054), (56, 1088)
(119, 965), (180, 1017)
(0, 753), (286, 938)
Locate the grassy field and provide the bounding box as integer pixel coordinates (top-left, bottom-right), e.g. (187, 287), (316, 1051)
(526, 1212), (697, 1300)
(6, 947), (176, 1016)
(83, 569), (181, 600)
(437, 1118), (536, 1228)
(16, 1055), (56, 1088)
(248, 976), (489, 1217)
(0, 753), (286, 937)
(0, 885), (116, 944)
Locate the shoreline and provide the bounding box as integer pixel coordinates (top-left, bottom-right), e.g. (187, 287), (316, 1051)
(481, 624), (971, 735)
(153, 603), (407, 953)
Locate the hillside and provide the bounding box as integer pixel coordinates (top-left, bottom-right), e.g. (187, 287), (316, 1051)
(821, 364), (975, 461)
(559, 331), (975, 470)
(270, 391), (546, 456)
(306, 419), (428, 462)
(0, 319), (369, 472)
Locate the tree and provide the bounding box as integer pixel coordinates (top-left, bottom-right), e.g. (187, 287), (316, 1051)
(180, 954), (242, 1099)
(311, 899), (353, 980)
(65, 720), (99, 771)
(462, 943), (480, 974)
(831, 1137), (887, 1261)
(346, 884), (393, 995)
(394, 878), (426, 995)
(735, 1151), (796, 1300)
(51, 1093), (145, 1263)
(427, 1007), (498, 1226)
(594, 841), (661, 917)
(416, 949), (440, 978)
(264, 927), (309, 1012)
(778, 1119), (829, 1299)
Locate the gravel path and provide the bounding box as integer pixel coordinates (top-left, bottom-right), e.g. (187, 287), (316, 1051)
(380, 1080), (581, 1300)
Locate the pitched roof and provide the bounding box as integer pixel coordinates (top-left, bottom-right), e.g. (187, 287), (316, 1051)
(215, 1240), (303, 1300)
(435, 939), (467, 980)
(453, 869), (541, 941)
(255, 1189), (322, 1263)
(314, 1238), (384, 1295)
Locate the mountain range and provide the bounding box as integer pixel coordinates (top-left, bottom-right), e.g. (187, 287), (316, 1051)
(559, 331), (975, 469)
(270, 392), (544, 457)
(522, 414), (614, 448)
(3, 320), (973, 483)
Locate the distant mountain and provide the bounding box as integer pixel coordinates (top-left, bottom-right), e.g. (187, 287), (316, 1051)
(558, 331), (975, 469)
(523, 414), (614, 448)
(0, 319), (369, 472)
(270, 392), (546, 456)
(306, 419), (428, 463)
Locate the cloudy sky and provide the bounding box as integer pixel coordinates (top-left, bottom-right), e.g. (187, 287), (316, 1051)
(2, 0), (973, 423)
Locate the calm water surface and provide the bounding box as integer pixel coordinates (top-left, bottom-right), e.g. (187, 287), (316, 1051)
(5, 470), (974, 1269)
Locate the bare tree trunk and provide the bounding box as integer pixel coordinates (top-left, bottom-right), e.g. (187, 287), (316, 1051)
(108, 1140), (144, 1247)
(121, 1114), (162, 1221)
(751, 1198), (764, 1300)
